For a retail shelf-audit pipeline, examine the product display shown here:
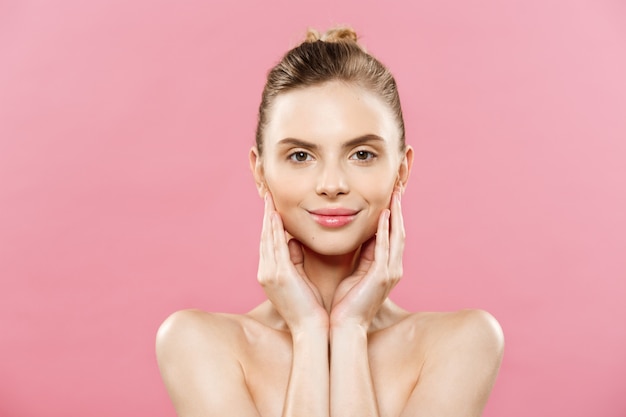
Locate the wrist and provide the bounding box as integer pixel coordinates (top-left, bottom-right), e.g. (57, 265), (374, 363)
(289, 317), (330, 338)
(329, 320), (368, 340)
(329, 312), (370, 332)
(290, 325), (329, 350)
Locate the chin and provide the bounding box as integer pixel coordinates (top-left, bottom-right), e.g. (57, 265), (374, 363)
(283, 213), (379, 256)
(296, 232), (373, 257)
(306, 243), (359, 256)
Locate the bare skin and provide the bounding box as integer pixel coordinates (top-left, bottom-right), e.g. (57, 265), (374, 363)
(156, 82), (504, 417)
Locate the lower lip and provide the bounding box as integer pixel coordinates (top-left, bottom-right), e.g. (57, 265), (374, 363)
(309, 213), (356, 228)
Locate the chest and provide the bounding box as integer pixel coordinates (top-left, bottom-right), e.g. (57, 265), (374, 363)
(241, 328), (424, 417)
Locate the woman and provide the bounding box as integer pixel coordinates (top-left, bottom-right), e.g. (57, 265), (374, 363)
(156, 27), (504, 417)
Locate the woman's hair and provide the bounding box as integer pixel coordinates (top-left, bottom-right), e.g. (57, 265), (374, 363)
(255, 26), (406, 155)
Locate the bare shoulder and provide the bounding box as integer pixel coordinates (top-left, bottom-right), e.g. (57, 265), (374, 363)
(156, 308), (245, 352)
(420, 309), (503, 353)
(398, 309), (504, 417)
(156, 309), (261, 417)
(405, 309), (504, 374)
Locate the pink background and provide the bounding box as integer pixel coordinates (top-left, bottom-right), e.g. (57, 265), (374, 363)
(1, 0), (625, 416)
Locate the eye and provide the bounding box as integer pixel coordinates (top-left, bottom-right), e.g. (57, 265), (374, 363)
(350, 150), (376, 161)
(289, 151), (312, 162)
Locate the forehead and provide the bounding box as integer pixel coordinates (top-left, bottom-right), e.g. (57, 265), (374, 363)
(263, 81), (400, 148)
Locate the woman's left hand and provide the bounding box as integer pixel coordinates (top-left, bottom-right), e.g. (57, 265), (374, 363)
(330, 190), (405, 330)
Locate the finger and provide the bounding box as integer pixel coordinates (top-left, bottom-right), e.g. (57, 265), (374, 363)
(266, 191), (277, 211)
(288, 238), (304, 267)
(360, 235), (376, 262)
(260, 192), (274, 264)
(352, 236), (376, 276)
(266, 192), (282, 260)
(373, 209), (390, 269)
(389, 191), (406, 269)
(271, 211), (292, 268)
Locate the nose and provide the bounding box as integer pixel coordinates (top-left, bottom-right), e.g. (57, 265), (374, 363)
(315, 161), (349, 198)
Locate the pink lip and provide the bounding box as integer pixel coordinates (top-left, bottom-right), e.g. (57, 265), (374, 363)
(308, 208), (359, 228)
(308, 208), (359, 216)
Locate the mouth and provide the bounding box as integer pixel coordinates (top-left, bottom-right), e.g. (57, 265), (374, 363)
(307, 208), (360, 228)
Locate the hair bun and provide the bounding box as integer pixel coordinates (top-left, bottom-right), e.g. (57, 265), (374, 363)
(305, 26), (359, 43)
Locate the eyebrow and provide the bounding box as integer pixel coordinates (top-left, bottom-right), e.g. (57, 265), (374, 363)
(276, 134), (385, 149)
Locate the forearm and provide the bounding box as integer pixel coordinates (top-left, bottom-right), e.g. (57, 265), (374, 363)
(282, 326), (330, 417)
(329, 324), (379, 417)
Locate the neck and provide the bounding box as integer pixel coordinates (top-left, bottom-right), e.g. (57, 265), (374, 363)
(301, 245), (361, 313)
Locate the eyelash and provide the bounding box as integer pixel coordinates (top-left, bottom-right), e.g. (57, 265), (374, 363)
(287, 149), (377, 163)
(288, 151), (313, 162)
(350, 150), (376, 161)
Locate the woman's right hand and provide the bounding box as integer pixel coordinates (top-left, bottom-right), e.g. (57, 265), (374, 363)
(257, 193), (329, 333)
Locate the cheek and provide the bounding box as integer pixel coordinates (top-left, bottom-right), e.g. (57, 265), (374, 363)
(264, 174), (309, 240)
(264, 171), (302, 214)
(359, 183), (396, 234)
(364, 173), (396, 206)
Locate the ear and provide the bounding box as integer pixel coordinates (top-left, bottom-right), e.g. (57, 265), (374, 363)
(249, 146), (268, 197)
(395, 145), (414, 193)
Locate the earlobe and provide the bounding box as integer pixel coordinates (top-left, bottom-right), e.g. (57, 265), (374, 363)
(249, 146), (267, 198)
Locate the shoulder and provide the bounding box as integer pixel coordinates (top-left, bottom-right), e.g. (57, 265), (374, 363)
(412, 309), (504, 369)
(156, 309), (243, 357)
(451, 309), (504, 367)
(388, 307), (503, 350)
(155, 309), (263, 416)
(399, 309), (504, 416)
(155, 309), (246, 384)
(432, 309), (503, 349)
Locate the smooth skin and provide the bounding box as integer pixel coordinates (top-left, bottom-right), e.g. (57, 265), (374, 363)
(156, 81), (504, 417)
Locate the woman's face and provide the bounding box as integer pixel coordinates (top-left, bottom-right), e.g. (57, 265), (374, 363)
(251, 81), (413, 255)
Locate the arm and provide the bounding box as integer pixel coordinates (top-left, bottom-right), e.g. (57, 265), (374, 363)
(329, 324), (379, 417)
(155, 306), (330, 417)
(261, 194), (330, 417)
(283, 326), (329, 417)
(329, 192), (404, 417)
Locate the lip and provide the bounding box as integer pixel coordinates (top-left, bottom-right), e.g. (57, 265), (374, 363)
(307, 208), (359, 228)
(308, 208), (359, 216)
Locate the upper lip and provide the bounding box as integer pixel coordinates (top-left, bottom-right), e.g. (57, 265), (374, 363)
(307, 208), (360, 216)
